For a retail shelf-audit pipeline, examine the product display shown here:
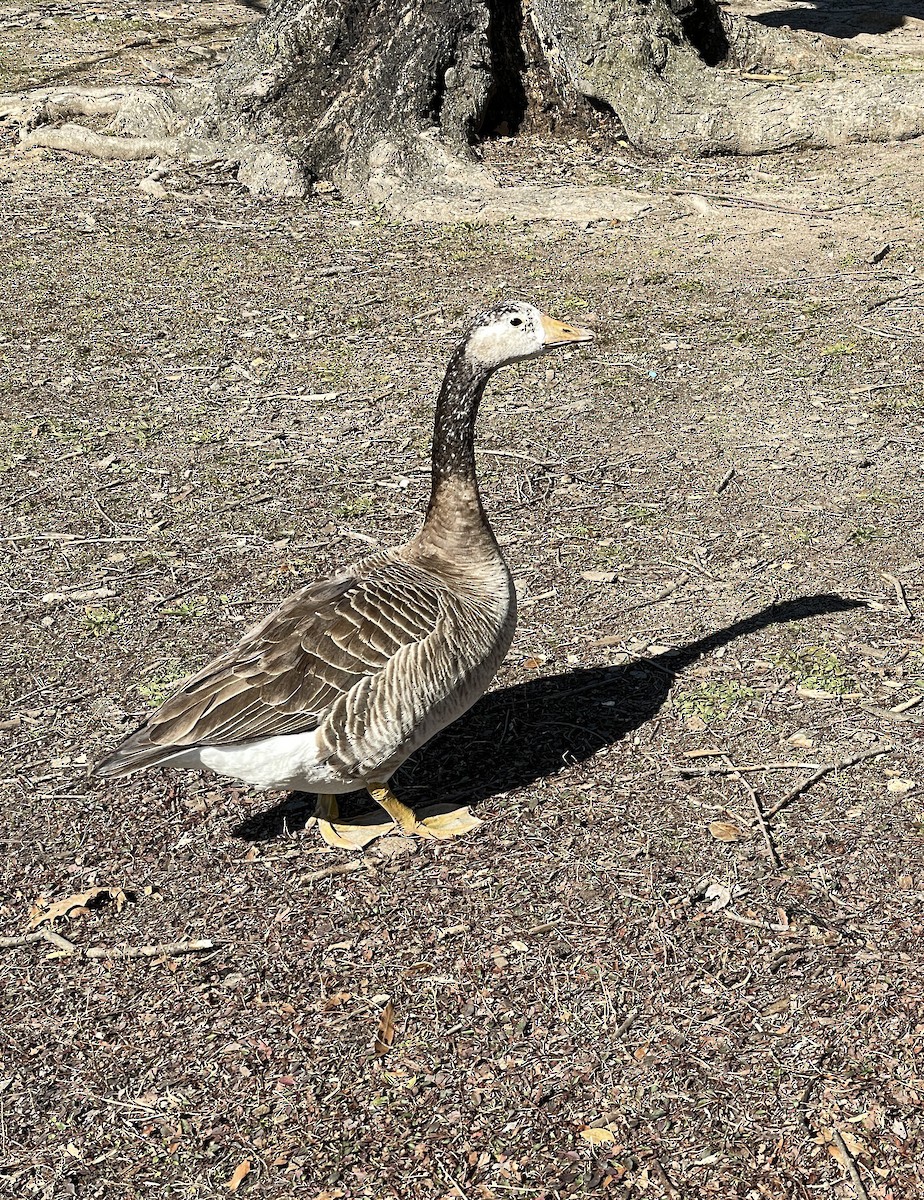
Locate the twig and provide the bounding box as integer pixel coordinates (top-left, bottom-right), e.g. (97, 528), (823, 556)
(42, 930), (78, 953)
(299, 860), (363, 884)
(81, 939), (215, 960)
(673, 761), (822, 778)
(614, 1007), (639, 1037)
(666, 187), (833, 219)
(480, 448), (558, 468)
(763, 745), (895, 820)
(526, 921), (560, 936)
(625, 573), (689, 612)
(1, 934), (215, 959)
(645, 1152), (681, 1199)
(831, 1129), (870, 1200)
(724, 756), (781, 869)
(715, 467), (735, 495)
(881, 572), (914, 621)
(0, 931), (47, 949)
(795, 1044), (831, 1131)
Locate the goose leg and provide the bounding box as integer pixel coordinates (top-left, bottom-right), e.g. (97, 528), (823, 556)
(367, 784), (482, 841)
(314, 793), (395, 849)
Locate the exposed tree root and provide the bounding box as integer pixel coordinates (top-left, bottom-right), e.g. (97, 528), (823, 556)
(0, 84), (309, 197)
(531, 0), (924, 157)
(4, 0), (924, 219)
(395, 181), (652, 223)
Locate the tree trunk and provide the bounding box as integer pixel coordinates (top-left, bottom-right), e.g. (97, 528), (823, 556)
(4, 0), (924, 214)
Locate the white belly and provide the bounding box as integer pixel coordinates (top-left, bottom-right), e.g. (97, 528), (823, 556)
(190, 730), (364, 794)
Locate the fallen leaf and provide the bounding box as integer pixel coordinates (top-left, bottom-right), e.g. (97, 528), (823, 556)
(28, 886), (127, 929)
(761, 997), (790, 1016)
(786, 730), (814, 748)
(581, 570), (617, 583)
(374, 999), (396, 1056)
(708, 819), (743, 842)
(522, 657), (545, 670)
(227, 1159), (251, 1192)
(887, 777), (914, 794)
(580, 1127), (616, 1145)
(704, 882), (731, 912)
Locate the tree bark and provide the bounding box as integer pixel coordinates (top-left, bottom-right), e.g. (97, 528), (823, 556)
(3, 0), (924, 213)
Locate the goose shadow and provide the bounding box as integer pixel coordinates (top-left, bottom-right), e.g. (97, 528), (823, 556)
(233, 593), (862, 840)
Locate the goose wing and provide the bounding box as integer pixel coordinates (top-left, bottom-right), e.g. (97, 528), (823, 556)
(94, 561), (444, 776)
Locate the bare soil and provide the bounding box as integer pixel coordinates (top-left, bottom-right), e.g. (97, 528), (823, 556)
(1, 3), (923, 1198)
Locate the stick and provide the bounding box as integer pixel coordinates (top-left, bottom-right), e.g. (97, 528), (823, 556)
(666, 187), (832, 219)
(645, 1153), (681, 1199)
(0, 932), (47, 949)
(81, 940), (215, 960)
(724, 757), (781, 869)
(831, 1129), (870, 1200)
(673, 761), (823, 777)
(614, 1007), (639, 1037)
(625, 573), (689, 612)
(715, 467), (735, 495)
(0, 935), (215, 959)
(764, 745), (895, 819)
(299, 861), (363, 884)
(881, 572), (914, 621)
(42, 930), (78, 953)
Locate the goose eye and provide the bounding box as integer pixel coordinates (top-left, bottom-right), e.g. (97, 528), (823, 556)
(510, 317), (523, 327)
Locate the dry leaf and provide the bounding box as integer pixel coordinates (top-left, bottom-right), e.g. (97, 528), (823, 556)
(704, 882), (731, 912)
(761, 997), (790, 1016)
(522, 656), (545, 670)
(374, 999), (396, 1056)
(581, 570), (617, 583)
(708, 819), (743, 842)
(227, 1159), (251, 1192)
(887, 777), (914, 794)
(28, 886), (127, 929)
(786, 730), (814, 748)
(580, 1127), (616, 1145)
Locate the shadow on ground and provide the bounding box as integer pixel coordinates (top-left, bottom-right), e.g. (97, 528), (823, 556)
(233, 593), (862, 841)
(750, 2), (921, 37)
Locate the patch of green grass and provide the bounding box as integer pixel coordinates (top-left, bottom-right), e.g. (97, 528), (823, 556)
(857, 487), (898, 507)
(336, 493), (375, 518)
(592, 543), (624, 565)
(621, 504), (660, 526)
(771, 645), (854, 694)
(161, 596), (209, 620)
(675, 678), (755, 722)
(81, 606), (122, 637)
(849, 524), (889, 545)
(138, 661), (190, 707)
(820, 340), (856, 357)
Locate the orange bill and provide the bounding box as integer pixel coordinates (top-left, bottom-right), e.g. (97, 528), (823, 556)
(538, 312), (595, 347)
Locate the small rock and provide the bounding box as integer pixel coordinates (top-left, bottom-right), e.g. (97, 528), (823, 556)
(367, 837), (418, 862)
(139, 177), (168, 199)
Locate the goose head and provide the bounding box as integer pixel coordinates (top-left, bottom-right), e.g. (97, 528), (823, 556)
(463, 301), (594, 371)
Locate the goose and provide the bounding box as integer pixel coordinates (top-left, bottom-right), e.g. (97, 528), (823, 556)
(94, 301), (594, 848)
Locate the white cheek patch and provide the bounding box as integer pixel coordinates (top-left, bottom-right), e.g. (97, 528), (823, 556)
(466, 323), (537, 366)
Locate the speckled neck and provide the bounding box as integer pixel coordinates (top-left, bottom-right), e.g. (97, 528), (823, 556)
(425, 344), (490, 502)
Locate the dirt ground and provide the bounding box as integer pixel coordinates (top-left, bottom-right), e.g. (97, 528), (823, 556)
(1, 3), (923, 1198)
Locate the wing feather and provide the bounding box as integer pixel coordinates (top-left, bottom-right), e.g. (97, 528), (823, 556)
(94, 559), (445, 776)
